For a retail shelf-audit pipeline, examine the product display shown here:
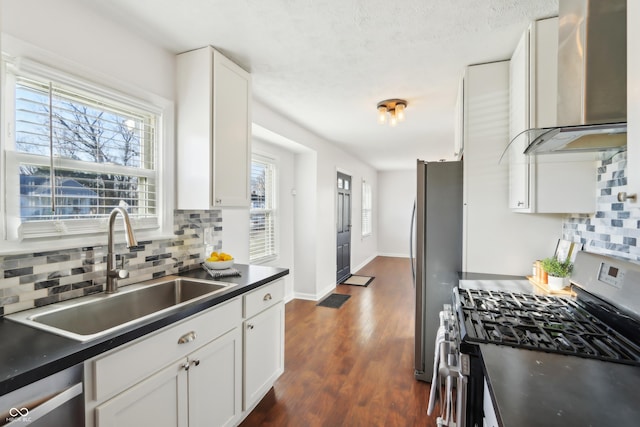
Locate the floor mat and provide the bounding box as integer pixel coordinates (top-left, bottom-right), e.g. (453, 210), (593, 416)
(317, 293), (351, 309)
(340, 275), (375, 287)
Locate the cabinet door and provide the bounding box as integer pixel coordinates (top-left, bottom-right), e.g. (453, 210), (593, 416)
(95, 360), (188, 427)
(243, 301), (285, 410)
(188, 327), (242, 427)
(212, 51), (252, 207)
(627, 1), (640, 204)
(509, 29), (531, 211)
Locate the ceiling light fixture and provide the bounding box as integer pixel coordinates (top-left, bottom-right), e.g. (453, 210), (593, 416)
(377, 99), (407, 127)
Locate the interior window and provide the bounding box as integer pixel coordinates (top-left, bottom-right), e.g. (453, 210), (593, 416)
(250, 155), (277, 263)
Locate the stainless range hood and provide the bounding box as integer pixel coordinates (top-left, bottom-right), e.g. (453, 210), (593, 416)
(522, 0), (627, 155)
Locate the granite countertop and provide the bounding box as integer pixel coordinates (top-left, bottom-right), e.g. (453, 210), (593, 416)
(0, 264), (288, 396)
(459, 273), (640, 426)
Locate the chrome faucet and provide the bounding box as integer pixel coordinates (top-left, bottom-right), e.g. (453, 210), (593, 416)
(106, 207), (138, 294)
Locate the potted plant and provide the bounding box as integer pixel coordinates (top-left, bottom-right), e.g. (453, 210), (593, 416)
(541, 257), (573, 290)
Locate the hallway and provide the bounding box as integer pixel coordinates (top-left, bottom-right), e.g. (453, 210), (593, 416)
(240, 256), (437, 426)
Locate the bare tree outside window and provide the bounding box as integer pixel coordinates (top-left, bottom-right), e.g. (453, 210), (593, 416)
(15, 79), (155, 221)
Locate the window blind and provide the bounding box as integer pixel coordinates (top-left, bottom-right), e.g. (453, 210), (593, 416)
(10, 75), (158, 235)
(250, 156), (277, 262)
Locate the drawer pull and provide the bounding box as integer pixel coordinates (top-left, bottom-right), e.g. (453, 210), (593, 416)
(178, 331), (197, 344)
(263, 293), (272, 302)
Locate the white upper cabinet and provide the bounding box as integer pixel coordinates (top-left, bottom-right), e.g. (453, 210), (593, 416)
(627, 2), (640, 206)
(176, 47), (252, 209)
(454, 76), (465, 160)
(509, 17), (596, 213)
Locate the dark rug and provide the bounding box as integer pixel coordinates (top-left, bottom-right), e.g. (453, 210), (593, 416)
(317, 293), (351, 309)
(340, 274), (375, 287)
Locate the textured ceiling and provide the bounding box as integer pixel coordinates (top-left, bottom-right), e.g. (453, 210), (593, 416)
(84, 0), (558, 170)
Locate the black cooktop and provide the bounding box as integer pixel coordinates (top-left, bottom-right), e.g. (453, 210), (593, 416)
(456, 288), (640, 366)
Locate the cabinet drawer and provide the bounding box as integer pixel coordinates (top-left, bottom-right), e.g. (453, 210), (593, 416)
(244, 279), (284, 319)
(90, 297), (241, 402)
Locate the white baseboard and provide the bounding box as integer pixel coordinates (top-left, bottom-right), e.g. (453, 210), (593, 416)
(376, 252), (410, 258)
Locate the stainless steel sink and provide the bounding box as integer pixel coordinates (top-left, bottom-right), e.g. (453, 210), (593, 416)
(7, 276), (235, 342)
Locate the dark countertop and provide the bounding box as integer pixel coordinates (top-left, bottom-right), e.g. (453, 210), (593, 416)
(458, 272), (527, 281)
(0, 264), (288, 396)
(461, 277), (639, 426)
(480, 344), (640, 427)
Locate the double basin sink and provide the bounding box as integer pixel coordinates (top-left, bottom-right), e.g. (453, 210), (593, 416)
(7, 276), (237, 342)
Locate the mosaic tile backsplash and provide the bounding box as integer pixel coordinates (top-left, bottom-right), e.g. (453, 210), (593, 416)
(563, 151), (640, 262)
(0, 210), (222, 316)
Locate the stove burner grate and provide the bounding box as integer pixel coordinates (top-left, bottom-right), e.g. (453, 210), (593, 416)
(458, 288), (640, 366)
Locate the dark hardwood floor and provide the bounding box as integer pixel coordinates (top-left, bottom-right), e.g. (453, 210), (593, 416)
(240, 256), (437, 426)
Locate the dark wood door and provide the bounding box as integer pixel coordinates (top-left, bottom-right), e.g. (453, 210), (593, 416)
(336, 172), (351, 283)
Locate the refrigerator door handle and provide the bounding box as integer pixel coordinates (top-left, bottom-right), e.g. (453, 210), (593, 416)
(410, 200), (416, 287)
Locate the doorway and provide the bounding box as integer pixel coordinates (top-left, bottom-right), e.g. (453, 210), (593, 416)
(336, 172), (351, 283)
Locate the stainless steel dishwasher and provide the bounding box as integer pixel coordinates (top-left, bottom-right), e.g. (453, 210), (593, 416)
(0, 364), (84, 426)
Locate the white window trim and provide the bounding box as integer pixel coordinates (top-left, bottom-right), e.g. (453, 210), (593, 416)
(249, 153), (278, 264)
(0, 55), (175, 254)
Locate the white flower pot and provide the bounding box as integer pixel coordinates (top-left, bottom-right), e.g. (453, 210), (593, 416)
(547, 275), (569, 291)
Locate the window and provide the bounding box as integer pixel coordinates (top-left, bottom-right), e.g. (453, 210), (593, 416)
(362, 180), (372, 237)
(250, 155), (277, 262)
(3, 58), (163, 241)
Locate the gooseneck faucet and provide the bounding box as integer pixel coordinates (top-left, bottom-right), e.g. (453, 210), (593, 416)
(106, 207), (138, 294)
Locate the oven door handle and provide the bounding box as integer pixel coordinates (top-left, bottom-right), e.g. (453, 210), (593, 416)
(427, 328), (447, 415)
(5, 382), (83, 426)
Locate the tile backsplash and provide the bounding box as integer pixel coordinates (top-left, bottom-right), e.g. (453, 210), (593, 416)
(0, 210), (222, 316)
(563, 151), (640, 262)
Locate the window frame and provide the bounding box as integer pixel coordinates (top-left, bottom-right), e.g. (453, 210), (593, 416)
(1, 55), (175, 251)
(362, 179), (373, 237)
(249, 153), (278, 264)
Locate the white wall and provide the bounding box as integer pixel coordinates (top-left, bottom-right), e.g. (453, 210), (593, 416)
(293, 151), (318, 299)
(463, 62), (562, 275)
(2, 0), (175, 101)
(377, 170), (416, 257)
(252, 100), (378, 300)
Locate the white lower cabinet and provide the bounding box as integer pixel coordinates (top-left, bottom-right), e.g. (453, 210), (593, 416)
(243, 301), (284, 410)
(242, 279), (285, 411)
(95, 356), (188, 427)
(85, 298), (242, 427)
(85, 278), (286, 427)
(188, 328), (242, 427)
(95, 327), (241, 427)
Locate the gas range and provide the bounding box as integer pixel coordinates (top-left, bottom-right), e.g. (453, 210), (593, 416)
(429, 251), (640, 427)
(455, 287), (640, 366)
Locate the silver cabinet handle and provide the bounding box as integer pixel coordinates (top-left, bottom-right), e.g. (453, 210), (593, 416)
(191, 359), (200, 367)
(263, 293), (272, 301)
(517, 201), (524, 207)
(181, 362), (190, 371)
(247, 324), (254, 330)
(178, 331), (197, 344)
(618, 192), (637, 202)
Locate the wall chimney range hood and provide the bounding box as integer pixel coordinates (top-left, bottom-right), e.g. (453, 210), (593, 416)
(521, 0), (627, 155)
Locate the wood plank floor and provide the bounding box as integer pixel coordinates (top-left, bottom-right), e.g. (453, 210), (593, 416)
(240, 256), (438, 426)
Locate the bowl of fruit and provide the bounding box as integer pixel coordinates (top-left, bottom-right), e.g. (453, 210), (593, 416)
(204, 251), (234, 270)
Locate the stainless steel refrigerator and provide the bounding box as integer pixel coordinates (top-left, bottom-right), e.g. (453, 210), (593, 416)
(410, 160), (463, 382)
